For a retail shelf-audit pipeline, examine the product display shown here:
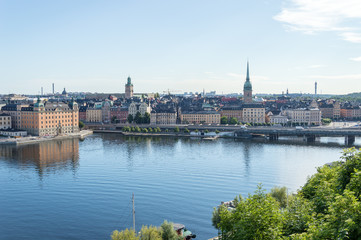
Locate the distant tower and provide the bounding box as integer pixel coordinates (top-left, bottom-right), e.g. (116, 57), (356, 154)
(125, 76), (134, 99)
(41, 87), (43, 96)
(315, 81), (317, 95)
(52, 83), (55, 95)
(243, 61), (253, 104)
(286, 88), (289, 95)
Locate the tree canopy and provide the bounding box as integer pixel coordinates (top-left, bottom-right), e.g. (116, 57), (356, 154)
(214, 148), (361, 239)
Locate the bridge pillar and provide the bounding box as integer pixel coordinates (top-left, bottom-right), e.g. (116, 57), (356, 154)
(269, 134), (279, 140)
(303, 135), (316, 142)
(345, 136), (355, 145)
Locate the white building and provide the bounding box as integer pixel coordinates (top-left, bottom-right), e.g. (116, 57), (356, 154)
(0, 113), (11, 129)
(286, 108), (322, 126)
(128, 102), (151, 117)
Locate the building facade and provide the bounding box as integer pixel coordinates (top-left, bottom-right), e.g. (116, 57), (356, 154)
(287, 108), (322, 125)
(1, 104), (29, 129)
(128, 102), (151, 117)
(21, 99), (79, 136)
(0, 113), (11, 129)
(180, 111), (220, 124)
(242, 104), (266, 124)
(86, 108), (102, 123)
(110, 106), (129, 123)
(221, 106), (243, 122)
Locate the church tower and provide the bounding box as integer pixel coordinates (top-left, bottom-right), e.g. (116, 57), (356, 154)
(243, 61), (253, 104)
(125, 76), (134, 99)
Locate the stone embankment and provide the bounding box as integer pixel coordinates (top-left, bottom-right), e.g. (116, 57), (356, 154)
(0, 130), (93, 146)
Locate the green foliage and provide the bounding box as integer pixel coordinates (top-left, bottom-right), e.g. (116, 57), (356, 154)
(160, 221), (183, 240)
(139, 225), (162, 240)
(135, 126), (141, 132)
(221, 116), (228, 124)
(111, 229), (138, 240)
(322, 118), (332, 125)
(78, 121), (85, 129)
(218, 185), (284, 240)
(122, 126), (131, 132)
(174, 127), (179, 133)
(143, 112), (151, 124)
(229, 117), (238, 125)
(270, 186), (288, 208)
(215, 129), (220, 134)
(216, 148), (361, 239)
(131, 127), (136, 132)
(127, 114), (134, 123)
(134, 112), (142, 124)
(165, 129), (169, 132)
(184, 128), (190, 133)
(142, 128), (148, 133)
(156, 127), (161, 132)
(148, 127), (153, 132)
(194, 129), (199, 133)
(204, 129), (209, 133)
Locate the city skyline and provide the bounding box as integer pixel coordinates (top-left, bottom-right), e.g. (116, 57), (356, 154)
(1, 0), (361, 95)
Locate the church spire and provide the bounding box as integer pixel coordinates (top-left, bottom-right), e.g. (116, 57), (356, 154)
(246, 60), (250, 82)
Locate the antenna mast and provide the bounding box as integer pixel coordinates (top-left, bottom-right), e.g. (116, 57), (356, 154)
(132, 193), (135, 231)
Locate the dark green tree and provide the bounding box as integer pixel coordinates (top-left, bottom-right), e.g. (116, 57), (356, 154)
(134, 112), (142, 124)
(78, 121), (85, 129)
(221, 116), (228, 124)
(127, 114), (134, 123)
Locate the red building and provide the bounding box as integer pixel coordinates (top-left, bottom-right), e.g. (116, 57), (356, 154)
(110, 106), (128, 123)
(79, 106), (87, 122)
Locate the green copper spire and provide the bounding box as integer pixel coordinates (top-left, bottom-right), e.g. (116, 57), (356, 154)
(243, 61), (252, 91)
(246, 60), (250, 81)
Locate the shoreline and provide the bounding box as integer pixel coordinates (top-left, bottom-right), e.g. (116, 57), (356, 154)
(0, 130), (93, 146)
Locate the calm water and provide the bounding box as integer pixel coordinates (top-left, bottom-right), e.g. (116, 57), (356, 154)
(0, 134), (360, 240)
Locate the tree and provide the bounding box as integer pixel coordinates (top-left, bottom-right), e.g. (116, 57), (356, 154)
(270, 186), (288, 208)
(215, 129), (220, 134)
(111, 229), (138, 240)
(156, 127), (161, 132)
(143, 112), (151, 124)
(174, 127), (179, 133)
(184, 128), (190, 133)
(139, 225), (162, 240)
(160, 221), (182, 240)
(204, 129), (209, 133)
(134, 112), (142, 124)
(221, 116), (228, 125)
(128, 114), (134, 123)
(229, 117), (238, 125)
(218, 185), (284, 240)
(78, 121), (85, 129)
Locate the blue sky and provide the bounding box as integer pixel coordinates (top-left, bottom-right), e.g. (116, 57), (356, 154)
(1, 0), (361, 95)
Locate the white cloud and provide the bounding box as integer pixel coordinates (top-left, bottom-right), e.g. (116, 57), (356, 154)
(350, 56), (361, 61)
(309, 64), (325, 68)
(274, 0), (361, 43)
(227, 73), (242, 78)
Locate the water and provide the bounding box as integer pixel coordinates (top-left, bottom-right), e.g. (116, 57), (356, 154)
(0, 134), (359, 240)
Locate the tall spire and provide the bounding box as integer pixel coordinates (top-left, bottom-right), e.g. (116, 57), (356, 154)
(246, 61), (250, 82)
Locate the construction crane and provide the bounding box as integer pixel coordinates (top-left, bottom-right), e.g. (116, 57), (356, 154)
(162, 89), (182, 95)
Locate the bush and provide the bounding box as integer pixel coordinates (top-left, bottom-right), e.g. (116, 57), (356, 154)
(142, 128), (148, 133)
(184, 128), (190, 133)
(215, 129), (220, 134)
(204, 129), (209, 133)
(174, 127), (179, 133)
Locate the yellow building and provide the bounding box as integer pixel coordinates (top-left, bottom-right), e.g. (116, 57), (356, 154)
(221, 106), (243, 122)
(0, 113), (11, 129)
(86, 108), (102, 123)
(242, 104), (266, 124)
(180, 111), (220, 124)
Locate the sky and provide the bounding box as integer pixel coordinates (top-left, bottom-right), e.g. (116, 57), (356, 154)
(1, 0), (361, 95)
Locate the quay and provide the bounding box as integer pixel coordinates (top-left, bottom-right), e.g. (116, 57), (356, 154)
(0, 130), (93, 146)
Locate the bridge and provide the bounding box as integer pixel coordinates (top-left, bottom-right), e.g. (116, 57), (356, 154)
(234, 127), (361, 145)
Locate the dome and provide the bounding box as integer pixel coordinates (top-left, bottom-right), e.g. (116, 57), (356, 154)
(62, 88), (67, 95)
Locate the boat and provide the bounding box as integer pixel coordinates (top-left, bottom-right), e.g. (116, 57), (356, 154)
(173, 223), (196, 239)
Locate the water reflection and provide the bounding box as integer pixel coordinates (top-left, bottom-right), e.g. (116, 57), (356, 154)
(0, 139), (79, 177)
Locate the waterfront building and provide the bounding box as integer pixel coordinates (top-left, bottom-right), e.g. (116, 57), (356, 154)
(319, 101), (340, 119)
(1, 104), (29, 129)
(86, 107), (102, 123)
(221, 105), (243, 122)
(128, 102), (151, 117)
(243, 61), (253, 104)
(287, 108), (322, 125)
(110, 106), (129, 123)
(242, 104), (266, 124)
(20, 99), (79, 136)
(269, 112), (288, 124)
(0, 129), (27, 137)
(0, 113), (11, 129)
(150, 104), (177, 125)
(180, 111), (220, 124)
(125, 76), (134, 99)
(341, 106), (361, 119)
